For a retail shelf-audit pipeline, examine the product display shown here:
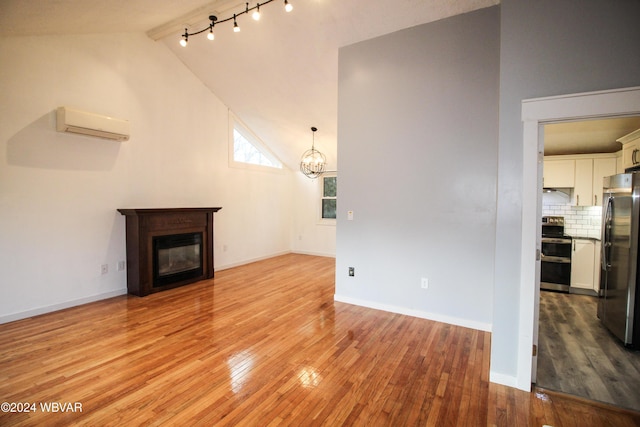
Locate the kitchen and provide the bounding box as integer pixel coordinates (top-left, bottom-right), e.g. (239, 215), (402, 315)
(537, 117), (640, 411)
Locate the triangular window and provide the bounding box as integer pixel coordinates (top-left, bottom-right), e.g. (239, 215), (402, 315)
(229, 114), (282, 170)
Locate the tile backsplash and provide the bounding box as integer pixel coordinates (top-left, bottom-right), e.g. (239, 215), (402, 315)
(542, 192), (602, 239)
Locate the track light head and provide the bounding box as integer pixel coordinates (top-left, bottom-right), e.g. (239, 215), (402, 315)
(233, 14), (240, 32)
(179, 29), (188, 47)
(207, 15), (217, 40)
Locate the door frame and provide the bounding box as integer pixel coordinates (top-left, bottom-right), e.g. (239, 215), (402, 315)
(517, 86), (640, 391)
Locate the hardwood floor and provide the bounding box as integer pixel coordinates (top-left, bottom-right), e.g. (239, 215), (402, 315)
(1, 254), (639, 426)
(537, 290), (640, 412)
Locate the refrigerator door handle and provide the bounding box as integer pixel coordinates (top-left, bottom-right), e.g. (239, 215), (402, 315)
(602, 196), (613, 271)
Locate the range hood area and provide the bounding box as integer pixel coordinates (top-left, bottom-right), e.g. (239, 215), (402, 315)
(542, 187), (571, 194)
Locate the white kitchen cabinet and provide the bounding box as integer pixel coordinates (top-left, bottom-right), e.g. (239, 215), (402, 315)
(593, 240), (602, 294)
(544, 154), (618, 206)
(571, 238), (595, 290)
(572, 159), (592, 206)
(592, 157), (617, 206)
(619, 129), (640, 170)
(543, 159), (575, 188)
(622, 142), (639, 170)
(617, 155), (625, 174)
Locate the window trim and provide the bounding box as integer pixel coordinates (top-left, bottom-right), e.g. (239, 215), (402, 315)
(318, 173), (337, 225)
(228, 112), (285, 173)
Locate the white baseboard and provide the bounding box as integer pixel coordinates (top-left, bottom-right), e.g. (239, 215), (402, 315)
(215, 250), (292, 271)
(292, 250), (336, 258)
(0, 289), (127, 325)
(333, 294), (492, 332)
(215, 250), (336, 272)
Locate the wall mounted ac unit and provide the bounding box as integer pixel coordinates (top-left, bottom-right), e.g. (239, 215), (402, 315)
(56, 106), (130, 141)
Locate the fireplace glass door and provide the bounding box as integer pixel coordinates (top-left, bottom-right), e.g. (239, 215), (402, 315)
(153, 232), (203, 287)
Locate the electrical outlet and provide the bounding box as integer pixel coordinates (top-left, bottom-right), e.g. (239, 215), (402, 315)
(101, 264), (108, 275)
(117, 261), (126, 271)
(421, 277), (429, 289)
(348, 267), (355, 277)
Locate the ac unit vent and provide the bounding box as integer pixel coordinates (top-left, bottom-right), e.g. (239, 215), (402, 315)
(56, 106), (130, 141)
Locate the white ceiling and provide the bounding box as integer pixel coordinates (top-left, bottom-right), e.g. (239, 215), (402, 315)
(0, 0), (499, 170)
(544, 117), (640, 156)
(0, 0), (216, 36)
(6, 1), (636, 167)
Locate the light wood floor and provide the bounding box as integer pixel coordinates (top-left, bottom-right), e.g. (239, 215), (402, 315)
(1, 254), (639, 426)
(537, 290), (640, 412)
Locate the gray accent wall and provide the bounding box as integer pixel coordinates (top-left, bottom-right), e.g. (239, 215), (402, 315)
(338, 0), (640, 386)
(494, 0), (640, 379)
(336, 7), (500, 330)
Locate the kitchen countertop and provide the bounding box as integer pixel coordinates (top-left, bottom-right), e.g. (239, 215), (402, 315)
(568, 234), (600, 241)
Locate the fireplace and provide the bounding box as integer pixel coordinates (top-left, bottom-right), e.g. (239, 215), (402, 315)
(153, 232), (203, 287)
(118, 208), (221, 296)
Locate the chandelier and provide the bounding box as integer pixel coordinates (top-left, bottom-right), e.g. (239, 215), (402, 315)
(179, 0), (293, 47)
(300, 127), (326, 179)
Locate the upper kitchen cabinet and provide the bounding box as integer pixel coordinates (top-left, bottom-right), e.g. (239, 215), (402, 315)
(619, 129), (640, 170)
(573, 158), (592, 206)
(592, 157), (617, 206)
(543, 159), (575, 188)
(544, 154), (618, 206)
(573, 156), (617, 206)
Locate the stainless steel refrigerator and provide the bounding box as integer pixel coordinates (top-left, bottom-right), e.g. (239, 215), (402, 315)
(599, 173), (640, 348)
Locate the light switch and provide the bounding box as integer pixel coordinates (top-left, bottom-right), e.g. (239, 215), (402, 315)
(347, 210), (354, 220)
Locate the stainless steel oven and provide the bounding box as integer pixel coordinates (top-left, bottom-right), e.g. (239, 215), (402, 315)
(541, 216), (572, 292)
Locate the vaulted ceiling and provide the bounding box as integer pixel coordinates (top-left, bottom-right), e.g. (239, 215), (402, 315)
(0, 0), (499, 170)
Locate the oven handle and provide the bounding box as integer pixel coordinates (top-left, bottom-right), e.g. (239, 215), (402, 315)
(541, 237), (572, 244)
(541, 256), (571, 263)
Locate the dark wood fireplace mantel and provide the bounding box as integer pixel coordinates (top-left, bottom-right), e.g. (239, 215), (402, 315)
(118, 207), (222, 296)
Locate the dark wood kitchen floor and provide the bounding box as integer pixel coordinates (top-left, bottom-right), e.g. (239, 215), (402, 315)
(537, 290), (640, 412)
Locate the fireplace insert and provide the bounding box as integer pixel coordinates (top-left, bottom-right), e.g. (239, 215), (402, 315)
(152, 232), (203, 287)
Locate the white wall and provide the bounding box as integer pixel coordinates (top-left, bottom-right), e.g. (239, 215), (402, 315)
(0, 32), (296, 322)
(335, 7), (499, 331)
(291, 173), (336, 257)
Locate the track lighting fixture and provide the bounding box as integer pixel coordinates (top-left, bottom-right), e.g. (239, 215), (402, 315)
(179, 0), (294, 47)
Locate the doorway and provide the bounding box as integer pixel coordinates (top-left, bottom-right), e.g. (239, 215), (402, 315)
(516, 86), (640, 393)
